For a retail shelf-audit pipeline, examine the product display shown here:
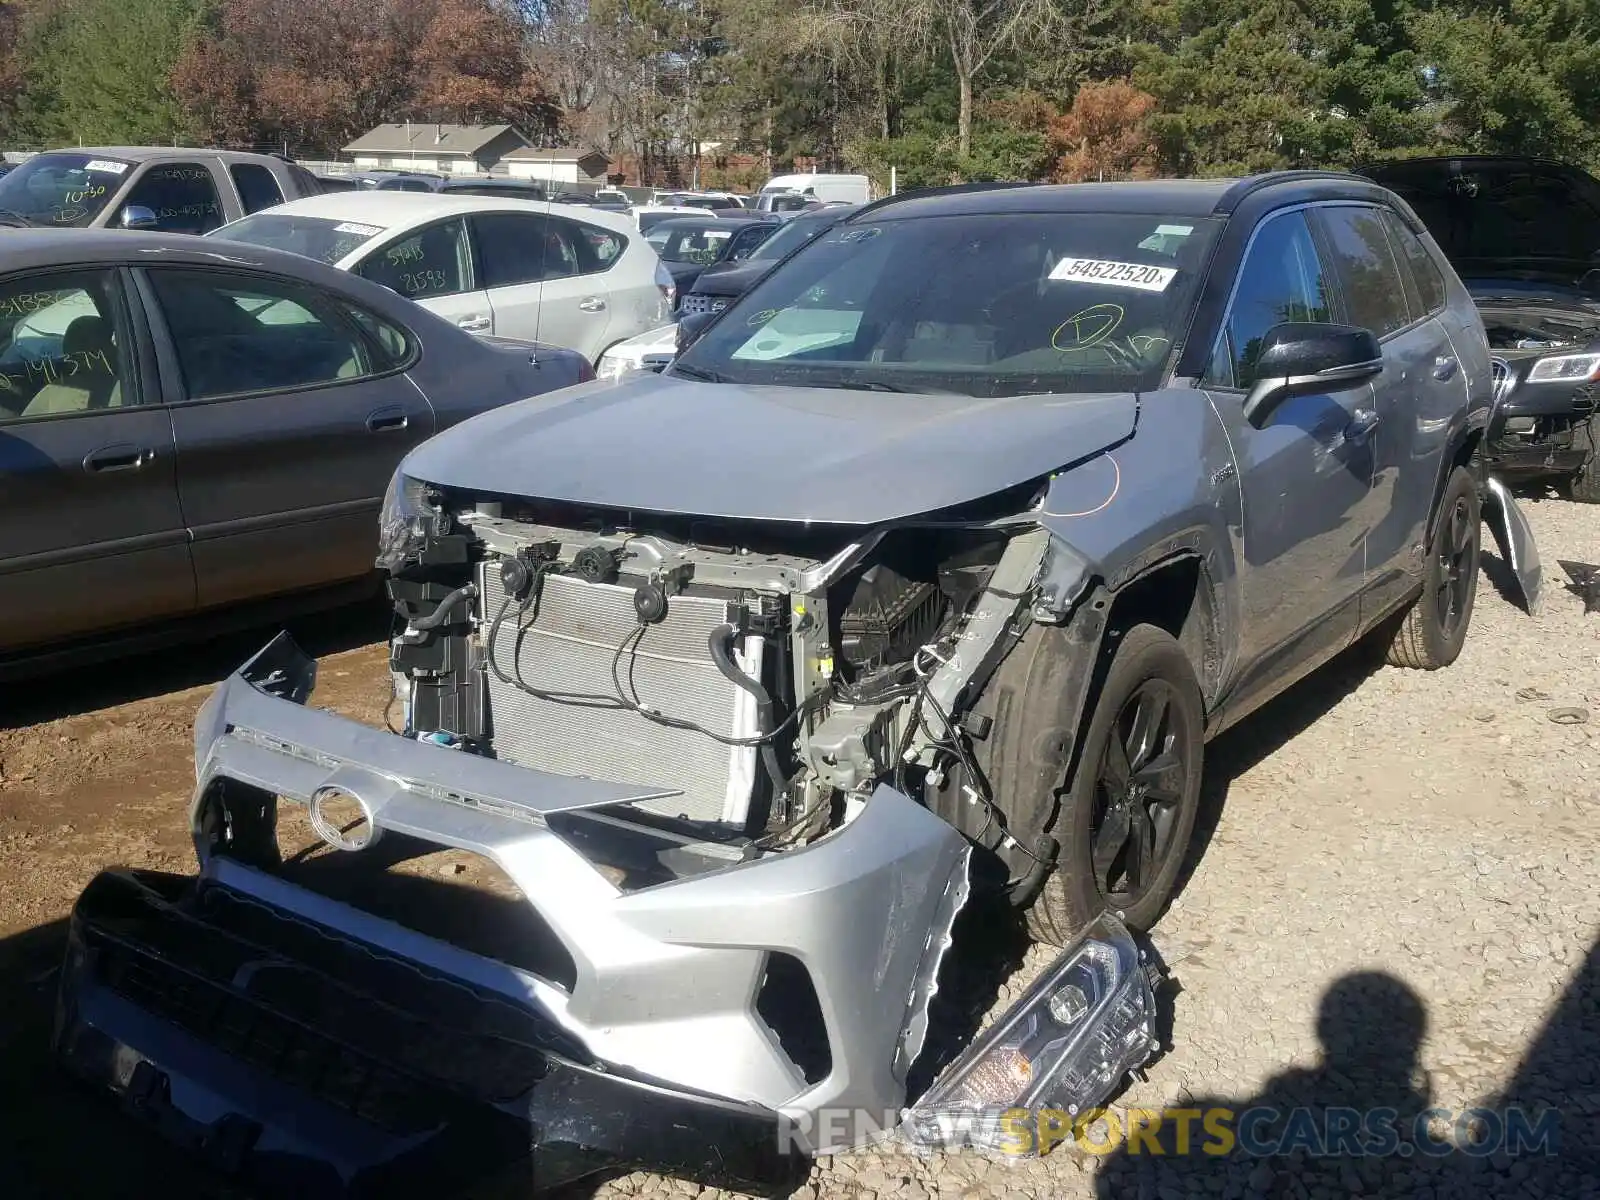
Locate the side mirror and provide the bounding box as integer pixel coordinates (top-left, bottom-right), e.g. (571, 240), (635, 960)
(118, 205), (158, 230)
(1242, 322), (1384, 427)
(676, 311), (718, 356)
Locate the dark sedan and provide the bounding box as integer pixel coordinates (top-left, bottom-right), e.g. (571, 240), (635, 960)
(1358, 156), (1600, 500)
(645, 215), (781, 310)
(0, 229), (591, 673)
(678, 203), (860, 316)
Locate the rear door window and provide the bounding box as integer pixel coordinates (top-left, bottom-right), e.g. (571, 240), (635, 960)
(230, 162), (284, 214)
(1315, 205), (1416, 339)
(0, 270), (135, 421)
(471, 212), (622, 285)
(147, 268), (378, 400)
(1381, 210), (1448, 317)
(122, 163), (226, 234)
(355, 219), (471, 299)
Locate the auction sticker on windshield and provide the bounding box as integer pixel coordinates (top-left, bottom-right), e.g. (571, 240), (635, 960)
(334, 222), (383, 236)
(83, 160), (128, 175)
(1049, 257), (1177, 292)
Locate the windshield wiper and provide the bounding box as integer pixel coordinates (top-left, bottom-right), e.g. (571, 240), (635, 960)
(815, 377), (963, 395)
(0, 209), (35, 228)
(669, 362), (727, 383)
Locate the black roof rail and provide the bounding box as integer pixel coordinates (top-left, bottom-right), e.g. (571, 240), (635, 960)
(849, 179), (1039, 220)
(1213, 169), (1370, 214)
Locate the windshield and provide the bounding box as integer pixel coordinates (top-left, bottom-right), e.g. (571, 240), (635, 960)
(673, 211), (1220, 397)
(646, 223), (738, 263)
(0, 153), (131, 227)
(1369, 160), (1600, 281)
(751, 212), (844, 261)
(209, 212), (387, 264)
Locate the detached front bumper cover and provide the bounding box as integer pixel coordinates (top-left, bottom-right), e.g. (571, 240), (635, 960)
(54, 868), (809, 1197)
(57, 633), (1163, 1191)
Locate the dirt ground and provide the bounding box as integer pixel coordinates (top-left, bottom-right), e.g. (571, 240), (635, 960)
(2, 494), (1598, 1199)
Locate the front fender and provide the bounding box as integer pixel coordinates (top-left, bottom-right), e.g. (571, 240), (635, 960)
(1482, 475), (1544, 615)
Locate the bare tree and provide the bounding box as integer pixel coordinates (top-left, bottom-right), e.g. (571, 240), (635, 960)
(805, 0), (1056, 157)
(939, 0), (1058, 156)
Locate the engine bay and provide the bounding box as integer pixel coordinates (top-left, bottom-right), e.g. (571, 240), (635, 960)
(383, 491), (1042, 884)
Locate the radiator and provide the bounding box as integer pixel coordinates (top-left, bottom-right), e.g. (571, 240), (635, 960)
(479, 564), (765, 826)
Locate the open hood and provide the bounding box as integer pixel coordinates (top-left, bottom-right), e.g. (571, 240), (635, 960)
(1359, 156), (1600, 289)
(400, 372), (1139, 524)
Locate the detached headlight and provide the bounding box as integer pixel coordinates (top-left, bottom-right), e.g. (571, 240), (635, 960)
(1527, 352), (1600, 383)
(375, 470), (447, 573)
(903, 913), (1160, 1154)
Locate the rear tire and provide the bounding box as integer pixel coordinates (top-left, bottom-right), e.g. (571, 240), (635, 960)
(1563, 416), (1600, 503)
(1025, 624), (1204, 945)
(1386, 465), (1480, 670)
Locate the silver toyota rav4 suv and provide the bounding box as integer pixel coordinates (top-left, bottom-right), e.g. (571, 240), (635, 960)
(56, 172), (1541, 1196)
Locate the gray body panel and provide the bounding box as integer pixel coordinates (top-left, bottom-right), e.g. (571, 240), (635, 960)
(401, 372), (1138, 524)
(0, 232), (588, 662)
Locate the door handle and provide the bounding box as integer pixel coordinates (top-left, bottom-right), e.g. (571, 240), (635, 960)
(83, 443), (152, 473)
(366, 407), (409, 433)
(1345, 408), (1381, 441)
(1432, 354), (1458, 381)
(578, 297), (607, 312)
(457, 315), (491, 332)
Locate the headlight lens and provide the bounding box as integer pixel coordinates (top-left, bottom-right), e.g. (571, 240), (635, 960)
(596, 351), (635, 381)
(903, 912), (1159, 1154)
(375, 470), (444, 573)
(1527, 352), (1600, 383)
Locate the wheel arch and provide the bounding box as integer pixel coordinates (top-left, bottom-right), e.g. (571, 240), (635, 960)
(972, 544), (1224, 904)
(1100, 551), (1225, 712)
(1427, 418), (1486, 544)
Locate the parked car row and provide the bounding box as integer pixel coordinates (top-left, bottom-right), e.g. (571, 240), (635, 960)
(3, 147), (1592, 690)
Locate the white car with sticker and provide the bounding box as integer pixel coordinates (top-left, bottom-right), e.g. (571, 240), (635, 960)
(209, 193), (674, 365)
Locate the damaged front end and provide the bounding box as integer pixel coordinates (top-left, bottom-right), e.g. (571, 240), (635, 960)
(54, 469), (1159, 1193)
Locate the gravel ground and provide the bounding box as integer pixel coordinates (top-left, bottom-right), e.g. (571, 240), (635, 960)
(593, 491), (1600, 1199)
(1, 495), (1597, 1200)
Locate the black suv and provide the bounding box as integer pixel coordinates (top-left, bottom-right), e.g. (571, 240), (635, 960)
(1359, 156), (1600, 501)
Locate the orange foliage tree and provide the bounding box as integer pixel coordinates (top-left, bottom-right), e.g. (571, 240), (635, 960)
(1049, 80), (1159, 183)
(171, 0), (557, 154)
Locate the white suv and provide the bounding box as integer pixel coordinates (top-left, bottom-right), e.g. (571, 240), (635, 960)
(209, 193), (671, 364)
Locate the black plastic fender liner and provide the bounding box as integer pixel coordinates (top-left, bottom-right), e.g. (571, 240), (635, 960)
(54, 869), (812, 1199)
(957, 580), (1114, 903)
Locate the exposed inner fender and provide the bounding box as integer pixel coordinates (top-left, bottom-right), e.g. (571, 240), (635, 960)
(954, 568), (1114, 904)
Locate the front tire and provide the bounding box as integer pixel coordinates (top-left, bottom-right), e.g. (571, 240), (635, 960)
(1386, 465), (1480, 670)
(1026, 624), (1204, 945)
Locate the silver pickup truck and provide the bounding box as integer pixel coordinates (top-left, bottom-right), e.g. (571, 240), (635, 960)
(0, 147), (322, 234)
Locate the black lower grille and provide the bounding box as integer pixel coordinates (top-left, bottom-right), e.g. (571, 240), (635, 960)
(1573, 384), (1597, 416)
(99, 935), (440, 1134)
(77, 871), (577, 1129)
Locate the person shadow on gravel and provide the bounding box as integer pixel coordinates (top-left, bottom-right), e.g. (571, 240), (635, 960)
(1092, 970), (1440, 1199)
